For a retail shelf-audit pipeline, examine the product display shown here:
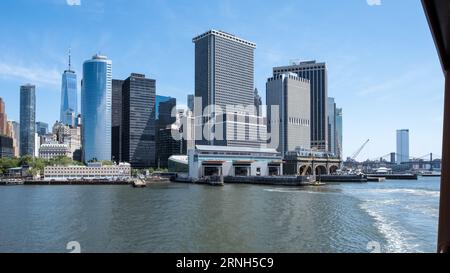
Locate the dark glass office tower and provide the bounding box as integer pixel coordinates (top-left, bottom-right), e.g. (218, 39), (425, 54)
(112, 79), (124, 163)
(156, 96), (177, 168)
(273, 61), (328, 151)
(20, 84), (36, 156)
(122, 73), (156, 168)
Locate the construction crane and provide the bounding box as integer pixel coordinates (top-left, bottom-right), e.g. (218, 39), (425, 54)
(350, 139), (370, 161)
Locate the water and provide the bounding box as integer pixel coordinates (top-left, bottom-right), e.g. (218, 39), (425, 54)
(0, 177), (440, 253)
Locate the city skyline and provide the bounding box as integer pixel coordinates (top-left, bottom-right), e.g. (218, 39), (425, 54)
(0, 0), (444, 160)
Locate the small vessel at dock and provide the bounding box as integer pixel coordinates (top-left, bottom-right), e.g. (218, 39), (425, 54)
(132, 179), (146, 188)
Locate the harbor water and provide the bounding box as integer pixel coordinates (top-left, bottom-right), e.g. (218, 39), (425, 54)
(0, 177), (439, 253)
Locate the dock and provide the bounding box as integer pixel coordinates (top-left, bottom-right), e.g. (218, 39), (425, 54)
(365, 174), (418, 180)
(317, 175), (367, 183)
(224, 176), (312, 186)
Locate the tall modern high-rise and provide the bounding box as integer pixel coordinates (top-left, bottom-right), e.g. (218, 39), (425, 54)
(122, 73), (156, 168)
(157, 96), (176, 128)
(193, 30), (264, 147)
(396, 129), (410, 164)
(0, 97), (7, 135)
(193, 30), (255, 110)
(335, 108), (343, 159)
(60, 50), (78, 127)
(20, 84), (36, 156)
(81, 54), (112, 162)
(111, 79), (124, 163)
(273, 61), (328, 151)
(327, 97), (336, 155)
(266, 72), (311, 155)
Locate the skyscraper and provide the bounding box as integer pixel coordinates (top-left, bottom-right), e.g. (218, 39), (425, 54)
(122, 73), (156, 168)
(112, 79), (124, 163)
(327, 97), (336, 155)
(60, 50), (78, 127)
(81, 54), (112, 162)
(266, 72), (311, 155)
(335, 108), (343, 159)
(156, 96), (177, 167)
(0, 97), (7, 136)
(193, 30), (264, 147)
(193, 30), (255, 111)
(397, 129), (410, 164)
(273, 61), (328, 151)
(20, 84), (36, 157)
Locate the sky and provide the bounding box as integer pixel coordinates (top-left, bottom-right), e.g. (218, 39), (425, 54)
(0, 0), (445, 160)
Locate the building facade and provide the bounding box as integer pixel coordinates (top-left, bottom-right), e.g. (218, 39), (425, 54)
(111, 79), (124, 163)
(273, 61), (328, 151)
(0, 135), (13, 158)
(122, 73), (156, 168)
(327, 97), (336, 155)
(36, 122), (49, 136)
(60, 51), (78, 127)
(20, 84), (36, 157)
(189, 145), (283, 179)
(397, 129), (410, 164)
(43, 162), (131, 181)
(193, 30), (259, 147)
(81, 54), (112, 162)
(0, 98), (7, 136)
(187, 94), (194, 112)
(39, 143), (71, 160)
(266, 72), (311, 155)
(335, 108), (343, 159)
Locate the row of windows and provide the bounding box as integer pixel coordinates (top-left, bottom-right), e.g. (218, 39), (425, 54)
(289, 117), (310, 126)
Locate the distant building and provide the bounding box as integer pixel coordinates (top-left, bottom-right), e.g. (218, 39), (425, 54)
(327, 98), (336, 155)
(81, 54), (112, 162)
(11, 121), (20, 157)
(273, 61), (328, 151)
(335, 108), (343, 159)
(193, 30), (258, 147)
(39, 143), (71, 160)
(60, 50), (78, 127)
(111, 79), (124, 163)
(52, 122), (81, 160)
(35, 122), (49, 136)
(0, 135), (13, 158)
(397, 129), (410, 164)
(157, 96), (176, 128)
(266, 72), (311, 155)
(0, 98), (7, 136)
(254, 88), (262, 116)
(122, 73), (156, 168)
(20, 84), (36, 157)
(43, 162), (131, 181)
(187, 94), (194, 112)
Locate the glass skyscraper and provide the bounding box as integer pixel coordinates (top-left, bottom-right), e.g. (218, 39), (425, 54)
(60, 51), (78, 127)
(397, 129), (410, 164)
(122, 73), (156, 168)
(81, 54), (112, 162)
(20, 84), (36, 157)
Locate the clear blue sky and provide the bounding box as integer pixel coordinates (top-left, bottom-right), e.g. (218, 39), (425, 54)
(0, 0), (444, 160)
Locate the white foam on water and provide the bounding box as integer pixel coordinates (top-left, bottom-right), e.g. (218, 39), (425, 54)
(263, 188), (339, 195)
(359, 201), (421, 253)
(356, 188), (440, 198)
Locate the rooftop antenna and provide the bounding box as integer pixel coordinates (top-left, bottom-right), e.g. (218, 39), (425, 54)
(68, 47), (72, 71)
